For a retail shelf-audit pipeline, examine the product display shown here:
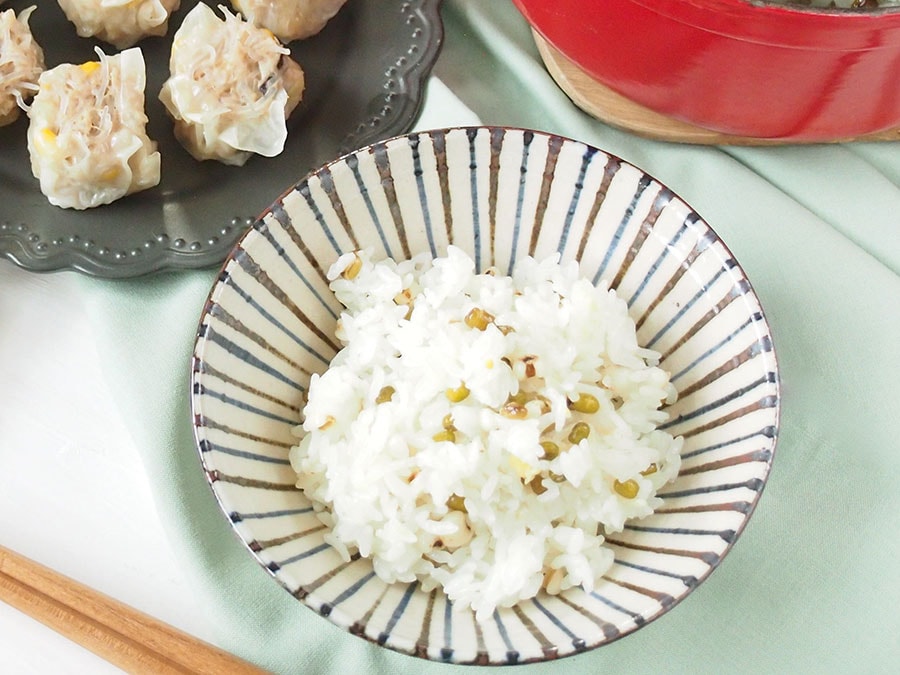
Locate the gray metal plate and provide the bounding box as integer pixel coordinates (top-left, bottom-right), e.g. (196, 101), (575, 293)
(0, 0), (443, 277)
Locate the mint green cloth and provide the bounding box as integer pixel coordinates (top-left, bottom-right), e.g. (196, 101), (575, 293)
(80, 1), (900, 672)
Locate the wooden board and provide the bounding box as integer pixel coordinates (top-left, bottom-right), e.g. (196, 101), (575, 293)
(533, 30), (900, 146)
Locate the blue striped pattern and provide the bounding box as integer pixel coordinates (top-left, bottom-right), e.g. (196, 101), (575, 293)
(190, 127), (780, 665)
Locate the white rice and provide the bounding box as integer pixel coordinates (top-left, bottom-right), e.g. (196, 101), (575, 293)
(289, 246), (682, 621)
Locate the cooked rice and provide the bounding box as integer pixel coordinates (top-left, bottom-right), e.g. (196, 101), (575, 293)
(290, 246), (682, 620)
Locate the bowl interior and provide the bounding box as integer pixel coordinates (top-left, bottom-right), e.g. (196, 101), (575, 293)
(191, 127), (779, 664)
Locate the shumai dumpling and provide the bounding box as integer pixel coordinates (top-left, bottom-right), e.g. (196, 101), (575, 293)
(159, 3), (305, 166)
(0, 5), (45, 127)
(229, 0), (349, 41)
(56, 0), (180, 49)
(27, 48), (160, 210)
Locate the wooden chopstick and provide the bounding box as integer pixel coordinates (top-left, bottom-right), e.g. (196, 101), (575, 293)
(0, 545), (268, 674)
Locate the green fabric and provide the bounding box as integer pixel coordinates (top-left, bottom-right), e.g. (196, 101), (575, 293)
(79, 1), (900, 672)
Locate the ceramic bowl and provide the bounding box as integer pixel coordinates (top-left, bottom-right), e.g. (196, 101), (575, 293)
(190, 127), (780, 664)
(512, 0), (900, 142)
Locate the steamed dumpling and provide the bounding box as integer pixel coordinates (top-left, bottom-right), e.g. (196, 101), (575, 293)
(57, 0), (180, 49)
(27, 48), (160, 210)
(229, 0), (349, 41)
(159, 3), (305, 166)
(0, 5), (45, 127)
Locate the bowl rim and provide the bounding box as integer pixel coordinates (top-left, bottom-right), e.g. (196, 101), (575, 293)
(189, 125), (782, 665)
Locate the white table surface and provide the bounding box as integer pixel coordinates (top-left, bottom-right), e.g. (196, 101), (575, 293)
(0, 263), (214, 672)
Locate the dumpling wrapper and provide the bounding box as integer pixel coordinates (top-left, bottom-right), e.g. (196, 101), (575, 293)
(159, 3), (305, 166)
(229, 0), (349, 41)
(26, 47), (160, 210)
(0, 5), (45, 126)
(57, 0), (181, 49)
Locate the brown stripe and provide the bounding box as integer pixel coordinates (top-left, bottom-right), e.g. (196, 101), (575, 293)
(602, 576), (673, 607)
(676, 341), (758, 399)
(208, 470), (296, 491)
(511, 604), (558, 659)
(556, 593), (620, 640)
(471, 605), (487, 660)
(302, 555), (363, 596)
(195, 415), (294, 449)
(609, 186), (670, 291)
(350, 583), (391, 637)
(372, 143), (411, 259)
(318, 166), (360, 250)
(654, 501), (753, 515)
(605, 538), (718, 564)
(209, 305), (313, 382)
(528, 135), (564, 257)
(576, 155), (620, 263)
(680, 397), (777, 438)
(267, 202), (331, 288)
(196, 359), (301, 416)
(658, 285), (745, 362)
(431, 131), (454, 245)
(488, 127), (505, 263)
(414, 588), (438, 659)
(680, 450), (771, 476)
(634, 231), (714, 331)
(235, 248), (340, 354)
(250, 523), (327, 551)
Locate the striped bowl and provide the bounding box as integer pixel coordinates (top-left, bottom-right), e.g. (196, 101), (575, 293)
(190, 127), (780, 664)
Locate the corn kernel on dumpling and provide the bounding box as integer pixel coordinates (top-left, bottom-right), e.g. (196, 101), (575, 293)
(57, 0), (180, 49)
(159, 3), (305, 167)
(0, 5), (45, 127)
(27, 47), (160, 210)
(229, 0), (349, 41)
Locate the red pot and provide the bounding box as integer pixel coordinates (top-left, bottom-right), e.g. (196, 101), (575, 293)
(512, 0), (900, 141)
